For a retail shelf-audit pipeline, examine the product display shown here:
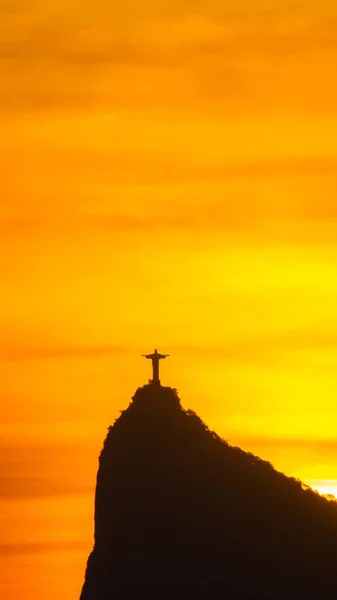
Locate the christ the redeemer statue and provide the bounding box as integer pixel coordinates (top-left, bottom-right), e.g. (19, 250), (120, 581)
(142, 349), (169, 385)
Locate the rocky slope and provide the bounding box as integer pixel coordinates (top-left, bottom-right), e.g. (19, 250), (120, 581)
(80, 384), (337, 599)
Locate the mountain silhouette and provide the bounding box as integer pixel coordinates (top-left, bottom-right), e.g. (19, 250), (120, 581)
(80, 384), (337, 599)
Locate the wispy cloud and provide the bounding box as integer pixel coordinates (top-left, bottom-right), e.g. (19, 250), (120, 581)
(0, 344), (127, 363)
(0, 443), (94, 499)
(0, 475), (91, 499)
(0, 539), (89, 555)
(172, 330), (337, 363)
(1, 1), (337, 111)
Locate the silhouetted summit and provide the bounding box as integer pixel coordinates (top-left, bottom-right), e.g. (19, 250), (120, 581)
(80, 384), (337, 600)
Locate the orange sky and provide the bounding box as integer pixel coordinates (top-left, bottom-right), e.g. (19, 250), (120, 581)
(2, 1), (337, 598)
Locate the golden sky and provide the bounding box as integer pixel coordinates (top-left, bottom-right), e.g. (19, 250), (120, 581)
(2, 1), (337, 598)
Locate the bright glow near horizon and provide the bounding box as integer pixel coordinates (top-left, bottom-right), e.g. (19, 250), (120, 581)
(308, 480), (337, 500)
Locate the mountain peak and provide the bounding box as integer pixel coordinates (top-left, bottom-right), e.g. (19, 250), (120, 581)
(80, 385), (337, 600)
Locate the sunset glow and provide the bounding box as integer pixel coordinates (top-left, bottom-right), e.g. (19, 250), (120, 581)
(2, 1), (337, 598)
(308, 480), (337, 499)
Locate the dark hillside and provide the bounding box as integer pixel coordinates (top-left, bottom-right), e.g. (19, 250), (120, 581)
(80, 384), (337, 599)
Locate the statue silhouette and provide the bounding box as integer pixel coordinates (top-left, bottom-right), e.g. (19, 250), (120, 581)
(142, 349), (169, 385)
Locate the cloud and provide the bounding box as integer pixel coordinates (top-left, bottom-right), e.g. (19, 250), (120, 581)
(0, 540), (88, 555)
(63, 153), (337, 186)
(0, 443), (94, 499)
(0, 476), (91, 499)
(236, 437), (337, 452)
(175, 330), (337, 356)
(168, 330), (337, 370)
(1, 1), (336, 66)
(0, 344), (127, 363)
(1, 1), (337, 112)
